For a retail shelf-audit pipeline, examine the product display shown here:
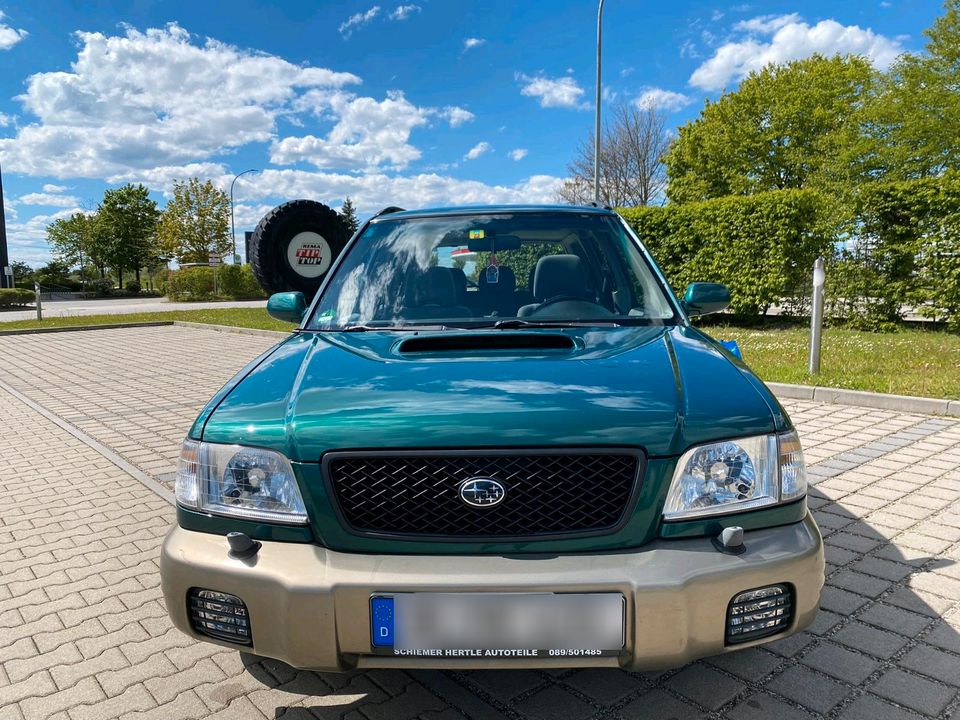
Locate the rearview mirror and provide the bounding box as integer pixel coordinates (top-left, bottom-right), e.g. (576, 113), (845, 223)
(267, 291), (308, 324)
(682, 283), (730, 317)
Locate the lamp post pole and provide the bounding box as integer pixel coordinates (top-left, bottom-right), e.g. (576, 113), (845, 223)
(230, 169), (256, 263)
(594, 0), (605, 203)
(0, 162), (10, 288)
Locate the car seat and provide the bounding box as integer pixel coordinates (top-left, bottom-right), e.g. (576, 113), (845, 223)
(517, 255), (612, 318)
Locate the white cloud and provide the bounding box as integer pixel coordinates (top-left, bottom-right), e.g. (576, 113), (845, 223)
(230, 169), (565, 217)
(463, 37), (485, 51)
(636, 87), (693, 111)
(389, 4), (420, 21)
(508, 148), (528, 161)
(0, 112), (11, 126)
(464, 141), (492, 161)
(0, 10), (27, 51)
(517, 73), (588, 110)
(3, 194), (18, 221)
(42, 184), (68, 193)
(271, 90), (432, 170)
(733, 13), (802, 33)
(442, 106), (474, 127)
(690, 16), (904, 90)
(5, 207), (88, 265)
(340, 6), (381, 38)
(18, 192), (81, 207)
(0, 24), (361, 179)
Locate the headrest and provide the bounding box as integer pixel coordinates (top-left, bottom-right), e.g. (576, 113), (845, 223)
(478, 265), (516, 293)
(414, 267), (457, 306)
(533, 255), (589, 300)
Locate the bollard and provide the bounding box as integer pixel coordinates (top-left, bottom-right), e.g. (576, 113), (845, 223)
(808, 257), (825, 374)
(34, 281), (42, 322)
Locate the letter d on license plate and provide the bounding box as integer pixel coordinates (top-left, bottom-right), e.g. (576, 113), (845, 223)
(370, 593), (624, 657)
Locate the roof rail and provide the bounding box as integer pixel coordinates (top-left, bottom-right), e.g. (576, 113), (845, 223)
(373, 206), (406, 218)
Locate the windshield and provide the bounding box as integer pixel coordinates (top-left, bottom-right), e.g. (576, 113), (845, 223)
(307, 212), (678, 330)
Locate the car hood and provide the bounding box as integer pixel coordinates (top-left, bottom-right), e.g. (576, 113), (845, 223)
(198, 326), (784, 460)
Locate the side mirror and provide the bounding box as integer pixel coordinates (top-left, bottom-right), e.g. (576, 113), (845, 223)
(267, 291), (308, 324)
(682, 283), (730, 317)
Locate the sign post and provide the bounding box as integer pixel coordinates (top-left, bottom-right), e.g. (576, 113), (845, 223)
(209, 252), (221, 296)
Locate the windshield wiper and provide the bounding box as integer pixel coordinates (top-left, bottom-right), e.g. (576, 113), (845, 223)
(486, 319), (625, 329)
(335, 323), (454, 332)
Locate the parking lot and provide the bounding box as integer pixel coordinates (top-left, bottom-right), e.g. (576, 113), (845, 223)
(1, 325), (959, 720)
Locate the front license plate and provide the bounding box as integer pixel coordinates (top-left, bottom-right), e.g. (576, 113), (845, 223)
(370, 593), (624, 658)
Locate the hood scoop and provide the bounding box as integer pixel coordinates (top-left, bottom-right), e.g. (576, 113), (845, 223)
(397, 332), (576, 354)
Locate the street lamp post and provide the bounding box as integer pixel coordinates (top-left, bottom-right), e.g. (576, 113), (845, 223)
(594, 0), (605, 203)
(230, 169), (257, 264)
(0, 162), (10, 288)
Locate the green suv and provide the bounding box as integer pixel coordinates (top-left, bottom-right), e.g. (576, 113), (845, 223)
(160, 205), (823, 671)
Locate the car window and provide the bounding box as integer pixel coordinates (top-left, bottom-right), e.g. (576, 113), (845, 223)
(308, 212), (678, 329)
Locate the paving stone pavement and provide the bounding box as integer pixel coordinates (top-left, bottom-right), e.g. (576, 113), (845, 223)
(1, 325), (960, 720)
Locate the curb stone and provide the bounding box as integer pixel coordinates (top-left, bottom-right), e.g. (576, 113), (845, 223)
(171, 320), (291, 338)
(766, 382), (959, 417)
(0, 321), (174, 336)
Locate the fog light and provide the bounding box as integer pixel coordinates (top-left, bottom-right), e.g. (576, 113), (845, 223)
(188, 588), (252, 645)
(726, 584), (792, 644)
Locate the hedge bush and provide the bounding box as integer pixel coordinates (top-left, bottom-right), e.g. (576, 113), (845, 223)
(620, 189), (834, 315)
(0, 288), (37, 308)
(218, 264), (267, 300)
(165, 264), (266, 301)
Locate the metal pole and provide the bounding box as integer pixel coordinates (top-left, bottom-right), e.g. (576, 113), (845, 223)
(808, 256), (826, 374)
(34, 281), (42, 321)
(230, 169), (256, 264)
(0, 163), (10, 289)
(593, 0), (605, 203)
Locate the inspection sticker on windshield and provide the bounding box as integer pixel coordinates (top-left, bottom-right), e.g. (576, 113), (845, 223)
(469, 229), (485, 239)
(370, 593), (624, 657)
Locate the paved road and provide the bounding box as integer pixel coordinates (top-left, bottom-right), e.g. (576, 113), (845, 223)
(0, 297), (266, 322)
(1, 326), (959, 720)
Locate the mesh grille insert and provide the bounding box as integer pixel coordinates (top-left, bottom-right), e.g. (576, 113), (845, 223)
(324, 449), (642, 540)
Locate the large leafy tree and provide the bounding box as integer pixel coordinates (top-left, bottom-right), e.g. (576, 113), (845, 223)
(159, 178), (231, 264)
(46, 212), (108, 284)
(664, 55), (879, 203)
(869, 0), (960, 179)
(97, 183), (161, 287)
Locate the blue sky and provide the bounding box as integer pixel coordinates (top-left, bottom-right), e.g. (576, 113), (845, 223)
(0, 0), (946, 265)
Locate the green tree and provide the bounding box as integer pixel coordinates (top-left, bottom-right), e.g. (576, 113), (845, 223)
(10, 260), (34, 287)
(869, 0), (960, 179)
(97, 184), (160, 288)
(665, 55), (879, 203)
(158, 178), (231, 264)
(46, 212), (102, 286)
(340, 197), (359, 234)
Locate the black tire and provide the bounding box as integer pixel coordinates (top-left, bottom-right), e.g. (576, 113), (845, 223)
(249, 200), (352, 296)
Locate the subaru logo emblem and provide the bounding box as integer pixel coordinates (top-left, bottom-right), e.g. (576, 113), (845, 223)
(459, 478), (506, 508)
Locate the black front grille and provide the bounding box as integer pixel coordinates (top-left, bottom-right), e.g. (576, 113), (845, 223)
(324, 449), (643, 540)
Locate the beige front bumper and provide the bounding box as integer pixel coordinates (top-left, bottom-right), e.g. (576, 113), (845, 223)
(160, 513), (824, 671)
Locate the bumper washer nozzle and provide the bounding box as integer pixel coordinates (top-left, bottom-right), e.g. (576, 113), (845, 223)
(227, 532), (261, 558)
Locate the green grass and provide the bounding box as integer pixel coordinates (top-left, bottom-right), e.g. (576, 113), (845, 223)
(0, 307), (296, 332)
(3, 308), (958, 399)
(706, 323), (960, 399)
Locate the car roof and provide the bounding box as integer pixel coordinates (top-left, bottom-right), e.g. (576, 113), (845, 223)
(373, 204), (616, 220)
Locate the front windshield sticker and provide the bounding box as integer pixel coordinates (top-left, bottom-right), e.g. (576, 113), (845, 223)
(469, 229), (485, 239)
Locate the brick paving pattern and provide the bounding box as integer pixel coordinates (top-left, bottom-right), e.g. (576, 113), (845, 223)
(1, 325), (959, 720)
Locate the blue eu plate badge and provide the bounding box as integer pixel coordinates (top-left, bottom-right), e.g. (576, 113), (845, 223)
(370, 597), (394, 647)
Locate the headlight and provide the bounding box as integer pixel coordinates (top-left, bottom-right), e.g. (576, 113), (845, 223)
(175, 439), (308, 525)
(663, 430), (806, 520)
